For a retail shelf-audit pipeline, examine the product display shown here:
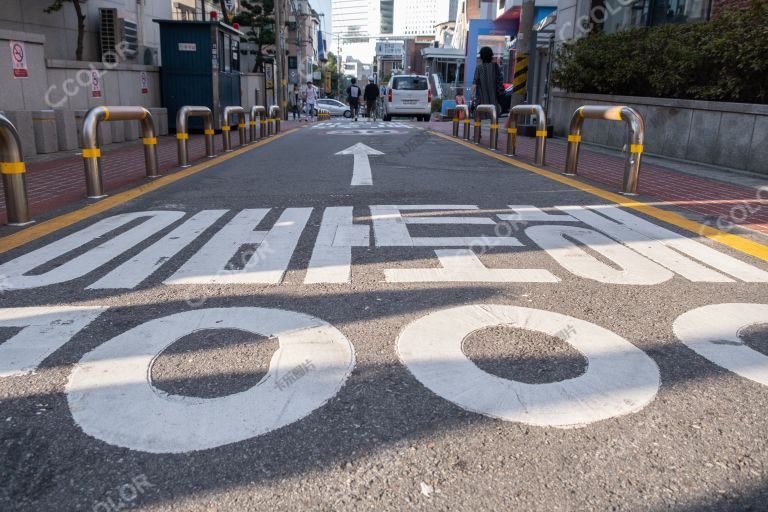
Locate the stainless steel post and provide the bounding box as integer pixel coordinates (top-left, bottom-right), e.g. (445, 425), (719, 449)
(0, 114), (32, 225)
(250, 105), (267, 141)
(564, 105), (645, 195)
(505, 104), (547, 165)
(176, 106), (214, 167)
(81, 106), (158, 198)
(222, 106), (246, 152)
(474, 105), (497, 149)
(454, 105), (469, 140)
(269, 105), (281, 134)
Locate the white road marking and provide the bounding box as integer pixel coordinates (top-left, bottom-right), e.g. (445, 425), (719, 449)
(326, 130), (405, 135)
(674, 303), (768, 386)
(89, 210), (228, 289)
(165, 208), (311, 284)
(0, 211), (183, 290)
(385, 249), (559, 283)
(497, 205), (579, 223)
(557, 206), (733, 282)
(526, 225), (674, 285)
(0, 306), (106, 378)
(305, 206), (370, 283)
(335, 143), (384, 186)
(397, 305), (660, 428)
(67, 307), (355, 453)
(585, 205), (768, 282)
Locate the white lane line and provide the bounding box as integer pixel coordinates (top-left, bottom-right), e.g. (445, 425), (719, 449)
(335, 143), (384, 186)
(305, 206), (370, 284)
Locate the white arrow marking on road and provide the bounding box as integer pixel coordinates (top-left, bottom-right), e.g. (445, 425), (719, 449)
(335, 143), (384, 186)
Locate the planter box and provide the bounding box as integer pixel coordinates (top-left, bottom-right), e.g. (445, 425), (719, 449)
(550, 91), (768, 175)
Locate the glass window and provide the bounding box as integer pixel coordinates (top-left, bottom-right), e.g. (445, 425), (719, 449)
(651, 0), (710, 24)
(392, 76), (428, 90)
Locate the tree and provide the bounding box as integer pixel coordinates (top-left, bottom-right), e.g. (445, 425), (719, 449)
(233, 0), (276, 73)
(44, 0), (86, 61)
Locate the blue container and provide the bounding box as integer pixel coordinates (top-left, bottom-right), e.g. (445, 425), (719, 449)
(155, 20), (243, 132)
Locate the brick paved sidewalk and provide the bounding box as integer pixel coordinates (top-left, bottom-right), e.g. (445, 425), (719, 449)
(0, 120), (306, 225)
(427, 120), (768, 237)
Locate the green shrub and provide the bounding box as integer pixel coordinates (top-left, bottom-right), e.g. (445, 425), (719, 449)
(551, 1), (768, 103)
(431, 98), (443, 113)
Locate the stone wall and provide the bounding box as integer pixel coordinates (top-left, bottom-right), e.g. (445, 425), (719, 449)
(550, 91), (768, 175)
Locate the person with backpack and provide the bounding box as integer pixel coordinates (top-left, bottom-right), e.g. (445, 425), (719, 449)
(346, 78), (362, 121)
(363, 78), (380, 122)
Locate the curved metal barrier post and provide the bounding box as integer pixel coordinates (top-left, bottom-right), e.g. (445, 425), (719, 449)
(565, 105), (645, 195)
(176, 106), (214, 167)
(269, 105), (281, 135)
(474, 104), (498, 150)
(0, 114), (32, 225)
(505, 104), (547, 165)
(81, 106), (158, 198)
(222, 106), (246, 152)
(250, 105), (267, 141)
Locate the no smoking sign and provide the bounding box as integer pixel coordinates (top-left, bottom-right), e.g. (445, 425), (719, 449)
(10, 40), (28, 79)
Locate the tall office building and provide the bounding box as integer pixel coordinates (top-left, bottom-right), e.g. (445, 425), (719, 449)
(331, 0), (395, 63)
(393, 0), (452, 36)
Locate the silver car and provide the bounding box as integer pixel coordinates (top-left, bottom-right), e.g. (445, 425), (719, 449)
(316, 98), (352, 118)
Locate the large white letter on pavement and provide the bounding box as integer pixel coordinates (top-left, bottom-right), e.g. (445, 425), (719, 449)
(165, 208), (311, 284)
(67, 307), (355, 453)
(0, 211), (184, 289)
(305, 206), (370, 283)
(674, 303), (768, 386)
(0, 307), (107, 378)
(397, 305), (660, 427)
(526, 225), (674, 285)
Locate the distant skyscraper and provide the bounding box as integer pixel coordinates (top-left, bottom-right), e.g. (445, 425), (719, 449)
(380, 0), (394, 34)
(332, 0), (394, 63)
(393, 0), (452, 36)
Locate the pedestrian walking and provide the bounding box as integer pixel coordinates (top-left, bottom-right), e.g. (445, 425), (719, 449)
(290, 84), (302, 121)
(305, 81), (319, 122)
(364, 78), (380, 122)
(470, 46), (503, 117)
(347, 78), (362, 121)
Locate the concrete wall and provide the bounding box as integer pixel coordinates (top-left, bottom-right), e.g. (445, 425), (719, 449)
(0, 0), (171, 63)
(0, 30), (50, 111)
(550, 91), (768, 175)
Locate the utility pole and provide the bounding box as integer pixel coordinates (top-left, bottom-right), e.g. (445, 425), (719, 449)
(275, 0), (287, 119)
(512, 0), (535, 106)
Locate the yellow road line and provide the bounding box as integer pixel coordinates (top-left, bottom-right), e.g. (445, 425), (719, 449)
(0, 129), (298, 255)
(431, 130), (768, 262)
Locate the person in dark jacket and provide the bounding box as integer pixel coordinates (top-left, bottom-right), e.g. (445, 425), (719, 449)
(346, 78), (362, 121)
(363, 78), (380, 121)
(470, 46), (501, 116)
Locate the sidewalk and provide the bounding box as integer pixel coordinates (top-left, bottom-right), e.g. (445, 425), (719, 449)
(0, 120), (305, 225)
(427, 120), (768, 237)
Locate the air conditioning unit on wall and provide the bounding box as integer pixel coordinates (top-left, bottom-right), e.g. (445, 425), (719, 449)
(100, 8), (139, 63)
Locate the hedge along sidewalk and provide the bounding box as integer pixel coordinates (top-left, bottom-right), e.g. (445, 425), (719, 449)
(426, 119), (768, 238)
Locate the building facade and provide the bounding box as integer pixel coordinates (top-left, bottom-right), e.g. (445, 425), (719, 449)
(393, 0), (453, 36)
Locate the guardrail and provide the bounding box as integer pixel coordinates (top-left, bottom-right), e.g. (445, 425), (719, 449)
(269, 105), (281, 135)
(176, 106), (215, 168)
(505, 104), (547, 165)
(0, 113), (31, 225)
(222, 106), (247, 152)
(452, 104), (471, 140)
(474, 104), (498, 150)
(250, 105), (267, 141)
(81, 106), (158, 199)
(565, 105), (645, 195)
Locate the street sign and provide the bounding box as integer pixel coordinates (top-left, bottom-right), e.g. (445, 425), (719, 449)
(91, 70), (102, 98)
(10, 41), (28, 79)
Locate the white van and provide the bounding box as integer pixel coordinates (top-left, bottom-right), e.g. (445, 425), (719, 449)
(383, 75), (432, 122)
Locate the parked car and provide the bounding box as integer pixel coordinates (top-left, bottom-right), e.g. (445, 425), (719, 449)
(316, 98), (352, 118)
(383, 75), (432, 122)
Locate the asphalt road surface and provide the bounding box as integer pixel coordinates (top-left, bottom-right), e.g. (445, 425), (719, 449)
(1, 119), (768, 511)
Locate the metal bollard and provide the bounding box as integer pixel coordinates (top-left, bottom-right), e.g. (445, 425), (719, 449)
(222, 106), (247, 151)
(269, 105), (281, 134)
(81, 106), (158, 199)
(505, 104), (548, 165)
(0, 114), (32, 225)
(565, 105), (645, 195)
(176, 106), (214, 167)
(474, 105), (498, 150)
(453, 104), (470, 140)
(250, 105), (267, 141)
